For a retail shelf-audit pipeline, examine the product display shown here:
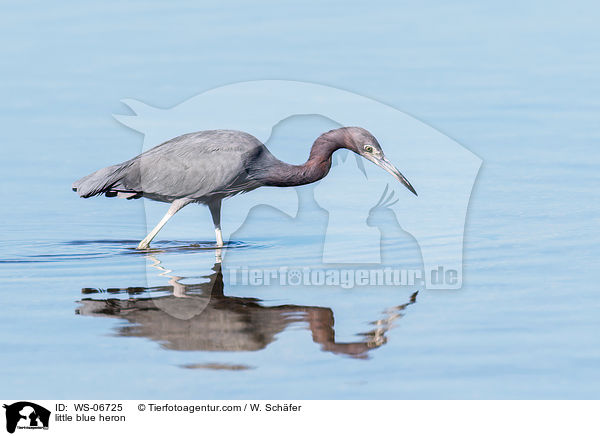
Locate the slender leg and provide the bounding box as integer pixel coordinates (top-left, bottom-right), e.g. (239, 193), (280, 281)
(208, 199), (224, 248)
(137, 199), (190, 250)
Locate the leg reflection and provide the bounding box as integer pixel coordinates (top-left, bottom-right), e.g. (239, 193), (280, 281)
(77, 256), (418, 359)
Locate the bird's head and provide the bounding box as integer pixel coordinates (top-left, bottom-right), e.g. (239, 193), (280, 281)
(328, 127), (417, 196)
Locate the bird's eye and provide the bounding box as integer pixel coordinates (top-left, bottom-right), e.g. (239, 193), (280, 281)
(364, 145), (374, 153)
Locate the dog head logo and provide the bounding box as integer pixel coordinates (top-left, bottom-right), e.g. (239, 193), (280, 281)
(3, 402), (50, 434)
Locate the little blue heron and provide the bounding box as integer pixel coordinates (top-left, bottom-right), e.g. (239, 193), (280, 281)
(73, 127), (417, 249)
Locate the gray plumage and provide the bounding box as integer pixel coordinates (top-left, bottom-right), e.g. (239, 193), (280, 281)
(73, 127), (416, 249)
(73, 130), (270, 203)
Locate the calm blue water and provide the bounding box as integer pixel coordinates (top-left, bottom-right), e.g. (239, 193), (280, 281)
(1, 0), (599, 399)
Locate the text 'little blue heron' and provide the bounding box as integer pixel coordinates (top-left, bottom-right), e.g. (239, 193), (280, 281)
(73, 127), (417, 249)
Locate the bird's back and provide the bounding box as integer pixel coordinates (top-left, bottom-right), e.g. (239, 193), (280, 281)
(73, 130), (270, 203)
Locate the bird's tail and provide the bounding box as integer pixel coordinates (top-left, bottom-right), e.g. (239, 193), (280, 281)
(72, 161), (139, 199)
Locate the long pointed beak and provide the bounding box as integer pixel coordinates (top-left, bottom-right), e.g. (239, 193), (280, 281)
(373, 156), (418, 196)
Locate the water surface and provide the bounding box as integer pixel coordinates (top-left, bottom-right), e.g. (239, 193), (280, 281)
(1, 0), (599, 399)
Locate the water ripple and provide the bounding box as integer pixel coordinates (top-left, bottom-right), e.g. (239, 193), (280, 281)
(0, 239), (269, 264)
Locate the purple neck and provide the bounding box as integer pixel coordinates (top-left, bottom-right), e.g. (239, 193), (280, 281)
(261, 135), (343, 187)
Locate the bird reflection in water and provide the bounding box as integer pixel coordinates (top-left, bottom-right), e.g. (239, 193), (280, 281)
(76, 254), (418, 361)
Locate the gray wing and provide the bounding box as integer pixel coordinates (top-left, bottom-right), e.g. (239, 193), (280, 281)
(73, 130), (267, 203)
